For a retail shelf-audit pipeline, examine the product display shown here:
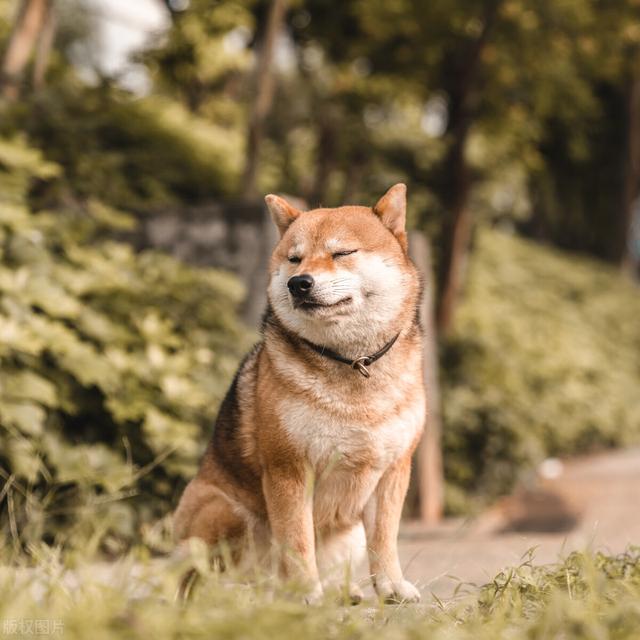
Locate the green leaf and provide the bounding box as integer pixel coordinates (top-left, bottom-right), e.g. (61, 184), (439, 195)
(143, 407), (200, 456)
(0, 401), (46, 435)
(3, 435), (41, 483)
(0, 370), (58, 407)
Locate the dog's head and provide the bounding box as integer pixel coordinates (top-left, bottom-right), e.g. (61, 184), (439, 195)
(265, 184), (418, 350)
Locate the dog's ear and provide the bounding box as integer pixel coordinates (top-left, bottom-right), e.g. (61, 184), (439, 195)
(265, 194), (302, 237)
(373, 183), (407, 251)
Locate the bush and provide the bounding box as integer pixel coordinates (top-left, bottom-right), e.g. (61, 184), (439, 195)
(0, 137), (250, 548)
(1, 82), (244, 211)
(442, 227), (640, 512)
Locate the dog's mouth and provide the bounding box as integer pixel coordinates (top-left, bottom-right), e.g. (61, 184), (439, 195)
(294, 296), (353, 313)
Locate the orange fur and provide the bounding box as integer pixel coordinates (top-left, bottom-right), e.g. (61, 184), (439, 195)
(174, 184), (425, 603)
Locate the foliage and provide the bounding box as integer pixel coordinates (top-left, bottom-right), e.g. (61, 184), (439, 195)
(281, 0), (636, 223)
(0, 81), (244, 211)
(6, 0), (640, 256)
(0, 137), (250, 548)
(1, 540), (640, 639)
(140, 0), (255, 116)
(442, 227), (640, 511)
(0, 0), (638, 541)
(0, 0), (13, 42)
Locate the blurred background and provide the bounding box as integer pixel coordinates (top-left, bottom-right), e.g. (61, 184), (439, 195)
(0, 0), (639, 562)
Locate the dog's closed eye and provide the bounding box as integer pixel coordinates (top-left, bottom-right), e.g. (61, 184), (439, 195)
(332, 249), (358, 259)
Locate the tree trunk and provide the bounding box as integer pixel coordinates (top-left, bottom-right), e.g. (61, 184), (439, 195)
(32, 0), (56, 89)
(309, 117), (336, 207)
(436, 136), (473, 335)
(409, 232), (444, 525)
(242, 0), (288, 199)
(341, 152), (368, 203)
(621, 67), (640, 276)
(1, 0), (50, 100)
(435, 1), (500, 335)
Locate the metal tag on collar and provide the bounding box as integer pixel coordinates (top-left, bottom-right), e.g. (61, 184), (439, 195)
(351, 356), (371, 378)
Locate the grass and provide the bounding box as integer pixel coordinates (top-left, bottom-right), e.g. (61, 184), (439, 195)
(1, 541), (639, 639)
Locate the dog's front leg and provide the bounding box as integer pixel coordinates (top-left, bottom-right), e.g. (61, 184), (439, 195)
(262, 466), (322, 603)
(363, 454), (420, 603)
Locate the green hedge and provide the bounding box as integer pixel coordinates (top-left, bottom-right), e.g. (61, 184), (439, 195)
(442, 227), (640, 512)
(2, 83), (244, 211)
(2, 134), (639, 541)
(0, 138), (249, 547)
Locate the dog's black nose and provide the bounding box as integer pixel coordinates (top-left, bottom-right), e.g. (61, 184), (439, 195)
(288, 274), (314, 297)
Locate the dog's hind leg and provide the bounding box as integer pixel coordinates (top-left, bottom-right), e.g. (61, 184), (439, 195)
(174, 479), (247, 546)
(173, 479), (248, 601)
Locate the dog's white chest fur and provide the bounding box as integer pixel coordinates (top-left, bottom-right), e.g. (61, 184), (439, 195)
(278, 395), (424, 528)
(279, 396), (423, 471)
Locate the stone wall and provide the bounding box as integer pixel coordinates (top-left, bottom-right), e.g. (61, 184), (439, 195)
(132, 201), (279, 328)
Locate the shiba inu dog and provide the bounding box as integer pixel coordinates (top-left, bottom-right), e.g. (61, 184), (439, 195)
(174, 184), (425, 604)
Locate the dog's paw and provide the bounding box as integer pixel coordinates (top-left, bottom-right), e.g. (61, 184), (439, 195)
(336, 582), (364, 606)
(304, 582), (324, 605)
(374, 578), (421, 604)
(348, 582), (364, 605)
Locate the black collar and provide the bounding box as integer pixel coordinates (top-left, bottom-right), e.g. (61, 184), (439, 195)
(301, 333), (400, 378)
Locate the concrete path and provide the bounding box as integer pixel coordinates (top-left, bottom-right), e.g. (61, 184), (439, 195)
(399, 447), (640, 599)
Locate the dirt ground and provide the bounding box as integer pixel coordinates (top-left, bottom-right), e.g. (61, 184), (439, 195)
(398, 447), (640, 599)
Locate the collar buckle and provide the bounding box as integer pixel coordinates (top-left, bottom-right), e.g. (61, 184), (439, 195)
(351, 356), (372, 378)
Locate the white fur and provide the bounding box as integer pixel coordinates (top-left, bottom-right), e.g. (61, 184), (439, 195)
(316, 522), (367, 581)
(278, 396), (423, 471)
(268, 251), (411, 357)
(277, 395), (425, 531)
